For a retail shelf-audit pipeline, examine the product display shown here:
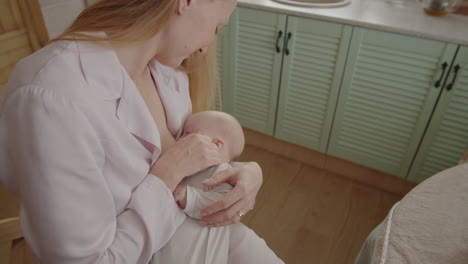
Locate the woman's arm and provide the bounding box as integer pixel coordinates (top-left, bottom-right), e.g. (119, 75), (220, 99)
(0, 86), (184, 264)
(150, 133), (223, 192)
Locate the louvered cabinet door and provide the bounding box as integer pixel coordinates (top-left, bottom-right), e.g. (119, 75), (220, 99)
(275, 17), (352, 152)
(215, 24), (230, 111)
(408, 46), (468, 182)
(327, 27), (458, 177)
(223, 8), (286, 135)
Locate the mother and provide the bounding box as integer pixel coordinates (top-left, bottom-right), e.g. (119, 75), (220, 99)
(0, 0), (276, 263)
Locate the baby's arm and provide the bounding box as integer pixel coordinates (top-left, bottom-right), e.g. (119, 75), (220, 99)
(174, 163), (233, 219)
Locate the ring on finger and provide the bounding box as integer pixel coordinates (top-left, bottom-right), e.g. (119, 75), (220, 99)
(237, 211), (245, 219)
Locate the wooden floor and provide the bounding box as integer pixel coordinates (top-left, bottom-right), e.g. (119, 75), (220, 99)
(0, 184), (18, 220)
(238, 145), (404, 264)
(0, 143), (409, 264)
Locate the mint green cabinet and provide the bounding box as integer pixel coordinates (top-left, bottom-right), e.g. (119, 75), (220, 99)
(219, 8), (286, 135)
(275, 17), (352, 152)
(327, 27), (458, 178)
(218, 7), (465, 183)
(408, 46), (468, 182)
(218, 7), (352, 151)
(215, 20), (232, 111)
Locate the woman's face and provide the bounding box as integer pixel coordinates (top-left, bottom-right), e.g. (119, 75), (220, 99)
(156, 0), (237, 67)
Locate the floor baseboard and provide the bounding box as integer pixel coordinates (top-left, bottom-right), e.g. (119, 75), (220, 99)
(242, 128), (417, 196)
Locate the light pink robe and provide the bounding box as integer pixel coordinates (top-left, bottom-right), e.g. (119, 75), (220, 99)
(0, 39), (190, 263)
(0, 39), (283, 264)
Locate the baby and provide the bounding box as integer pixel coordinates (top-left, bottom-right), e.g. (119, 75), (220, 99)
(172, 110), (245, 218)
(151, 110), (245, 264)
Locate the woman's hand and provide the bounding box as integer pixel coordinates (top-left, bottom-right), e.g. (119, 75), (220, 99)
(150, 133), (223, 191)
(199, 161), (263, 227)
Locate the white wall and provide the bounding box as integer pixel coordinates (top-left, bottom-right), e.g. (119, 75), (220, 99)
(38, 0), (89, 39)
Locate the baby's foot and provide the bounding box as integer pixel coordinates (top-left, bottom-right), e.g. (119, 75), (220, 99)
(173, 185), (188, 209)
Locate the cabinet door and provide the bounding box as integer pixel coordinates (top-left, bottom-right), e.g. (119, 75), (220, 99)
(215, 21), (230, 111)
(275, 17), (352, 152)
(408, 46), (468, 182)
(222, 8), (286, 135)
(328, 27), (458, 177)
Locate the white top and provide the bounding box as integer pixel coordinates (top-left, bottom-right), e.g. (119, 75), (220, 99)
(0, 39), (192, 263)
(239, 0), (468, 45)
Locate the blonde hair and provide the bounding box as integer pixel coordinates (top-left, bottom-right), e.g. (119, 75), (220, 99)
(53, 0), (219, 112)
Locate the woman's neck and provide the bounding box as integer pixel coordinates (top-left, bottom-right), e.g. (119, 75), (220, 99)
(113, 36), (161, 81)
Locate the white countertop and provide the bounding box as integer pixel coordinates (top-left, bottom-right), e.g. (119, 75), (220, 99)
(238, 0), (468, 46)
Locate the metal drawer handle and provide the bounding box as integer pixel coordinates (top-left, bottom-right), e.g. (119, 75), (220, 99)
(434, 62), (448, 88)
(446, 64), (460, 91)
(285, 32), (292, 56)
(276, 30), (283, 54)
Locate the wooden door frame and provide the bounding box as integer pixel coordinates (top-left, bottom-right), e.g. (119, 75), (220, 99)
(17, 0), (49, 50)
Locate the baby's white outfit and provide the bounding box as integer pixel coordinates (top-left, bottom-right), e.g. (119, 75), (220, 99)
(151, 163), (233, 264)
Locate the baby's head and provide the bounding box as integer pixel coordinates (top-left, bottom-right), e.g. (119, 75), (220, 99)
(182, 111), (245, 162)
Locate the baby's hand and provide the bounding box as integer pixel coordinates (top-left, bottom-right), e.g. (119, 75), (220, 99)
(173, 185), (187, 209)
